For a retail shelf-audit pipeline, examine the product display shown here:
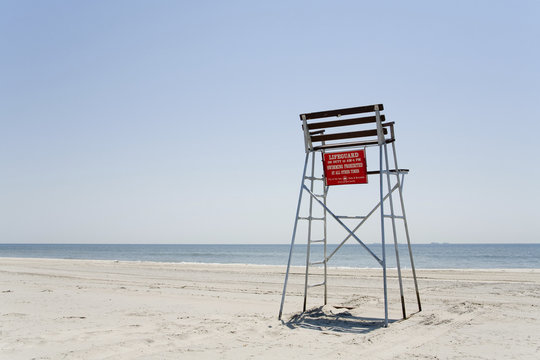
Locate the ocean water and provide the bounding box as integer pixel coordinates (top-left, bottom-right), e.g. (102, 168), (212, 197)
(0, 243), (539, 269)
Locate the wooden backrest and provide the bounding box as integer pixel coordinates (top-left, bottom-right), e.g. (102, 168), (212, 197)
(299, 104), (394, 151)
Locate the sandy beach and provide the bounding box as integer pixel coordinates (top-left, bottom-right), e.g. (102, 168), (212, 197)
(0, 258), (539, 359)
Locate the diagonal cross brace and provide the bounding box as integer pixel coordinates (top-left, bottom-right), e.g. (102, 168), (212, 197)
(327, 181), (401, 262)
(302, 185), (383, 266)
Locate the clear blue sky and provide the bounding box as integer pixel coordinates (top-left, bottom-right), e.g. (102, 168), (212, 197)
(1, 1), (539, 244)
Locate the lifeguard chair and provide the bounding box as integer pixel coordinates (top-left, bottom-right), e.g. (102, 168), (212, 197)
(278, 104), (421, 327)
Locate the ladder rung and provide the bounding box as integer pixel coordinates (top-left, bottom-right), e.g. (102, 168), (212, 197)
(336, 216), (366, 219)
(383, 215), (404, 219)
(299, 217), (325, 221)
(304, 176), (324, 181)
(308, 282), (325, 288)
(309, 260), (325, 265)
(309, 239), (325, 243)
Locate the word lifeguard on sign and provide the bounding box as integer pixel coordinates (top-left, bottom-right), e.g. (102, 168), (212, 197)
(323, 150), (368, 186)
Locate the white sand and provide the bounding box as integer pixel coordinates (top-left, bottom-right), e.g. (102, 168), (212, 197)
(0, 258), (539, 359)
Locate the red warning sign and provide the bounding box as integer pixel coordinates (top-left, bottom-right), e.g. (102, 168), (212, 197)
(323, 150), (368, 186)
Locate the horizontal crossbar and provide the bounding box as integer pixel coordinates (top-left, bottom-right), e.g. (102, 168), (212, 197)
(304, 176), (324, 181)
(312, 138), (395, 151)
(311, 128), (387, 143)
(306, 115), (386, 130)
(367, 169), (409, 175)
(384, 215), (405, 219)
